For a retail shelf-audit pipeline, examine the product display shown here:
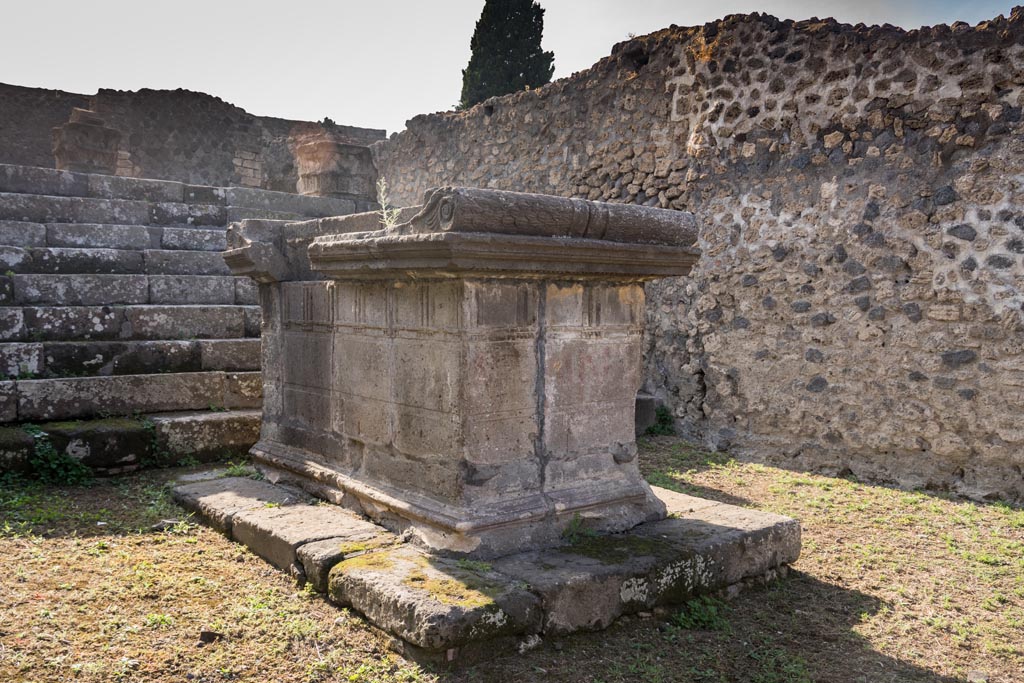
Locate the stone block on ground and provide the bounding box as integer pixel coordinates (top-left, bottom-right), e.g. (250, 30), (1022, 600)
(298, 532), (397, 593)
(173, 465), (257, 485)
(491, 486), (801, 634)
(172, 476), (303, 535)
(177, 477), (801, 663)
(233, 503), (388, 575)
(0, 424), (33, 471)
(328, 545), (543, 654)
(43, 417), (151, 473)
(150, 409), (261, 461)
(635, 391), (659, 435)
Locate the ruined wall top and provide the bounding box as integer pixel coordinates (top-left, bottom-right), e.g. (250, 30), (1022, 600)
(0, 84), (385, 192)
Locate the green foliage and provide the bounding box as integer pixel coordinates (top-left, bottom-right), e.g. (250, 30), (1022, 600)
(645, 405), (675, 436)
(561, 512), (598, 544)
(458, 0), (555, 109)
(455, 558), (493, 573)
(21, 424), (92, 486)
(670, 596), (731, 632)
(748, 646), (813, 683)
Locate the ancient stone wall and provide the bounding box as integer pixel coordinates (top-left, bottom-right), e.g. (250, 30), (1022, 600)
(374, 9), (1024, 501)
(0, 84), (90, 169)
(0, 85), (385, 192)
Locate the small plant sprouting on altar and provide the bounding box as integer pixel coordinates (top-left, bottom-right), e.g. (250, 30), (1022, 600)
(376, 177), (402, 229)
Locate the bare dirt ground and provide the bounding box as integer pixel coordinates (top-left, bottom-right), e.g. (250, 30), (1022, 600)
(1, 438), (1021, 683)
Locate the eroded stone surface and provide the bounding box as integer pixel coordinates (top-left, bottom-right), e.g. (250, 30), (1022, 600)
(233, 503), (383, 573)
(328, 545), (543, 652)
(176, 476), (800, 661)
(172, 476), (301, 535)
(372, 10), (1024, 503)
(232, 193), (697, 557)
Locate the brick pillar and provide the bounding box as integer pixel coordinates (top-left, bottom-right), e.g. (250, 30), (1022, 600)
(52, 108), (121, 175)
(294, 135), (376, 202)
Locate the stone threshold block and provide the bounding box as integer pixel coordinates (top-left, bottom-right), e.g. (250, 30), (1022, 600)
(173, 476), (800, 665)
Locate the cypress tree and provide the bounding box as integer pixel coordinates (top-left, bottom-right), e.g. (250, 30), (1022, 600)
(458, 0), (555, 109)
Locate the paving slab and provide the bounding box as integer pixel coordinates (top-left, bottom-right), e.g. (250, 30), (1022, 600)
(175, 477), (801, 664)
(297, 531), (397, 593)
(328, 545), (543, 653)
(172, 476), (303, 535)
(233, 502), (385, 573)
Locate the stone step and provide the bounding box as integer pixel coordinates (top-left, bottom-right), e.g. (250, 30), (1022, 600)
(0, 338), (260, 379)
(0, 191), (226, 227)
(7, 222), (227, 252)
(0, 304), (259, 343)
(173, 478), (801, 665)
(6, 370), (261, 422)
(0, 409), (260, 476)
(0, 247), (230, 276)
(3, 273), (253, 305)
(0, 163), (360, 217)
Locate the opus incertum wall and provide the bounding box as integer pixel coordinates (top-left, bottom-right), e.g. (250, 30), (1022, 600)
(374, 10), (1024, 502)
(226, 187), (700, 557)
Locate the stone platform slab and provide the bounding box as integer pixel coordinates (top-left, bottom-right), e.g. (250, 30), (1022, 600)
(173, 476), (800, 664)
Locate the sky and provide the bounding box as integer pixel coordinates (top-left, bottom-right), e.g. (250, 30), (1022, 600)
(0, 1), (1016, 136)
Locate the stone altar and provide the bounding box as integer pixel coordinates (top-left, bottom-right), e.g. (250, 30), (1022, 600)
(227, 187), (700, 557)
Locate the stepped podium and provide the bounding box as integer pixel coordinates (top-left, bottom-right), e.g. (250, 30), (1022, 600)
(226, 187), (699, 557)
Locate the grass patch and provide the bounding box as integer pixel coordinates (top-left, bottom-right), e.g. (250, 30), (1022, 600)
(0, 442), (1021, 682)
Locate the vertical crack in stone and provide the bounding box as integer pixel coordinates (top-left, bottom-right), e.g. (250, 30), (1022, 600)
(533, 283), (551, 511)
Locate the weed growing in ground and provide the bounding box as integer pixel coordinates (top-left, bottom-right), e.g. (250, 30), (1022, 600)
(22, 424), (91, 485)
(670, 595), (731, 631)
(645, 405), (676, 436)
(561, 512), (598, 544)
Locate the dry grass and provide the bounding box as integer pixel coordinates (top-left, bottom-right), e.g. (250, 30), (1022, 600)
(1, 438), (1021, 682)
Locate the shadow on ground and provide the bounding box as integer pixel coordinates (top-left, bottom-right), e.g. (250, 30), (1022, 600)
(431, 570), (964, 683)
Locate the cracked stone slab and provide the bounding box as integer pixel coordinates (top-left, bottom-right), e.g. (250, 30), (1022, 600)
(490, 486), (801, 634)
(297, 531), (396, 593)
(232, 503), (387, 573)
(328, 545), (543, 654)
(171, 476), (301, 535)
(179, 478), (800, 664)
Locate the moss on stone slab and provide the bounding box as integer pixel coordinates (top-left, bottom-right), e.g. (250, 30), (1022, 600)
(402, 569), (499, 610)
(563, 533), (670, 564)
(336, 552), (395, 572)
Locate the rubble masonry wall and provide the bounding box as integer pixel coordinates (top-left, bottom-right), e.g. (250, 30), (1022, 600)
(373, 10), (1024, 501)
